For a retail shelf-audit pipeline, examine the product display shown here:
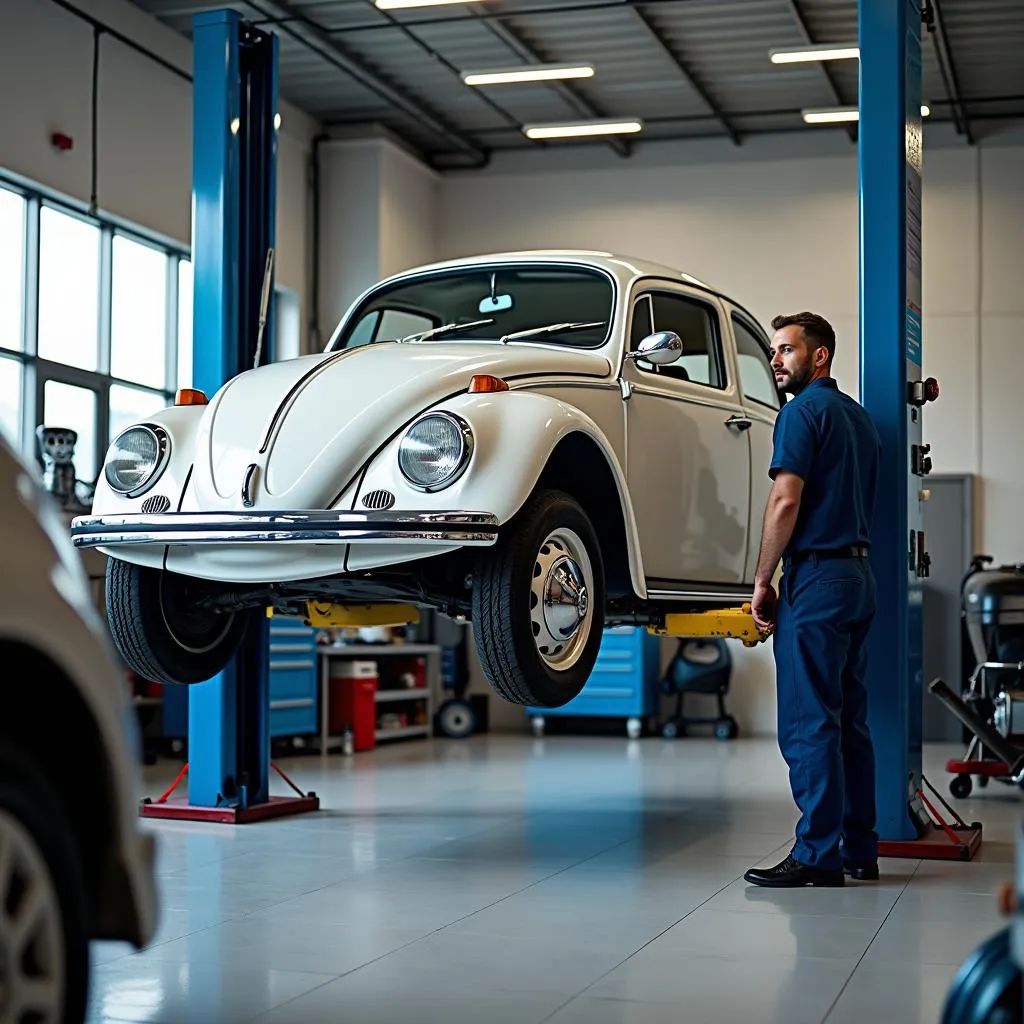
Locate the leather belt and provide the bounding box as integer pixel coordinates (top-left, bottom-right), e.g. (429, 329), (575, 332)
(788, 545), (869, 564)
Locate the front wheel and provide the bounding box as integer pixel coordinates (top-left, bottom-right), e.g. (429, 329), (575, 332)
(472, 489), (605, 708)
(106, 558), (255, 685)
(0, 745), (89, 1024)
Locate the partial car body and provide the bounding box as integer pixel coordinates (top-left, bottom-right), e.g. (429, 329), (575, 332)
(0, 437), (158, 1023)
(71, 251), (780, 708)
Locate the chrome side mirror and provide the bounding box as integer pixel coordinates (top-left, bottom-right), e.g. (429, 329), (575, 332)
(625, 331), (683, 365)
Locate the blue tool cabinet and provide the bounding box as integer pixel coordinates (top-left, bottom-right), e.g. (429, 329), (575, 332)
(527, 627), (662, 737)
(267, 617), (319, 738)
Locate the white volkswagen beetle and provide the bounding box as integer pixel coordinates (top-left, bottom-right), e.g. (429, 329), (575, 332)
(71, 251), (780, 708)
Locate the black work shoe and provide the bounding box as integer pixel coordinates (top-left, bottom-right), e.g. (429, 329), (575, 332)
(744, 854), (845, 888)
(843, 862), (880, 881)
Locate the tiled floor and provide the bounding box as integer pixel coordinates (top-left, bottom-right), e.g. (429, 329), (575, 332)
(89, 734), (1020, 1023)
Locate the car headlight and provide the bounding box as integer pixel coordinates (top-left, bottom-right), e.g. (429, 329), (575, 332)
(398, 413), (473, 492)
(104, 425), (170, 497)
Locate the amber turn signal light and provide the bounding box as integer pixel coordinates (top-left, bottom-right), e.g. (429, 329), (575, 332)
(468, 374), (509, 394)
(175, 388), (209, 406)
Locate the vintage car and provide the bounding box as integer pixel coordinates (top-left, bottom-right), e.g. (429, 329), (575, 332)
(71, 251), (780, 708)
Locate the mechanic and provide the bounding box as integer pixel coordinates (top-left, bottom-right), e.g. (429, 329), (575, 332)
(743, 312), (883, 889)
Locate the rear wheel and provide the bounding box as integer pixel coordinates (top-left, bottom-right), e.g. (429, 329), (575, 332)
(472, 489), (605, 708)
(106, 558), (255, 685)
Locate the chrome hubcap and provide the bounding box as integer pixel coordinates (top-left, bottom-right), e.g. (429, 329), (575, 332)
(0, 810), (64, 1024)
(529, 527), (594, 670)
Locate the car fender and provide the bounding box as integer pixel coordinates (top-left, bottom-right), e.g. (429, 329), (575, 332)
(351, 389), (648, 598)
(89, 405), (204, 570)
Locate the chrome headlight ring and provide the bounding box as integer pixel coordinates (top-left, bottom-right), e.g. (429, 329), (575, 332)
(398, 412), (474, 493)
(104, 424), (171, 499)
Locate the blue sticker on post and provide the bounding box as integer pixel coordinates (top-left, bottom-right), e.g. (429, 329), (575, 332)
(906, 302), (922, 366)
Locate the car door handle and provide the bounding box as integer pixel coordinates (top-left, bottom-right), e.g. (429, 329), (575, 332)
(725, 415), (752, 432)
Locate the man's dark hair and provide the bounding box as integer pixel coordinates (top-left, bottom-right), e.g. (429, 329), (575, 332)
(771, 312), (836, 364)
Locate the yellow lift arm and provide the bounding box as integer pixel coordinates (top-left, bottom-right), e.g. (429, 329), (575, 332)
(268, 602), (421, 629)
(269, 601), (770, 646)
(646, 603), (772, 647)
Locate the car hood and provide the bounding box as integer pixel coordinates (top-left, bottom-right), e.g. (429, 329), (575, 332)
(190, 341), (612, 511)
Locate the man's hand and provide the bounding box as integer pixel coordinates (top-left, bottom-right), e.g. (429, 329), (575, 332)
(751, 579), (778, 631)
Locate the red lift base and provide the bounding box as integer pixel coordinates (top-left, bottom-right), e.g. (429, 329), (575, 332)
(140, 793), (320, 824)
(879, 822), (983, 861)
(877, 774), (984, 861)
(137, 762), (320, 825)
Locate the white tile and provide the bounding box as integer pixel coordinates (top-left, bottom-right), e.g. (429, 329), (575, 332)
(583, 950), (855, 1020)
(826, 961), (961, 1024)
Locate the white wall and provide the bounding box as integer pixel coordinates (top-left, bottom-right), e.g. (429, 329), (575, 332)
(435, 128), (1024, 735)
(317, 135), (438, 343)
(0, 0), (318, 332)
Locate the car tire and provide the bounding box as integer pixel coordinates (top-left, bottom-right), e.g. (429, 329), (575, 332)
(106, 557), (255, 686)
(0, 744), (89, 1024)
(472, 489), (605, 708)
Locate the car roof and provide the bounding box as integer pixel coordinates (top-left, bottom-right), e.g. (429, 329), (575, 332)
(381, 249), (719, 294)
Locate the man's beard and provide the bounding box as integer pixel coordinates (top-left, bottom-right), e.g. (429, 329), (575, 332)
(776, 363), (813, 395)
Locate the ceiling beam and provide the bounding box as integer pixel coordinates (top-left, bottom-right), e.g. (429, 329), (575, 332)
(473, 10), (632, 158)
(630, 5), (740, 145)
(244, 0), (490, 166)
(785, 0), (857, 144)
(924, 0), (974, 144)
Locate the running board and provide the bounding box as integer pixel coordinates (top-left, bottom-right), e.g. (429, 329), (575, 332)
(646, 603), (771, 647)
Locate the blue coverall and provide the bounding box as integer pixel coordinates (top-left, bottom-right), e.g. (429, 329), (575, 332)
(770, 377), (884, 870)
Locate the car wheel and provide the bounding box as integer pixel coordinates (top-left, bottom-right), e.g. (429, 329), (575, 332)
(0, 745), (89, 1024)
(435, 699), (476, 739)
(472, 489), (605, 708)
(106, 557), (256, 685)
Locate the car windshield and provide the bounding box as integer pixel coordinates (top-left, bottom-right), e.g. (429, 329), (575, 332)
(328, 265), (614, 351)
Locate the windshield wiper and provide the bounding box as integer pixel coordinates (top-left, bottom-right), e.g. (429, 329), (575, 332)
(498, 321), (606, 344)
(400, 318), (495, 343)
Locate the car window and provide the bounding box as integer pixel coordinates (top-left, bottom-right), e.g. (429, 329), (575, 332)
(331, 266), (613, 350)
(642, 293), (722, 388)
(732, 315), (780, 409)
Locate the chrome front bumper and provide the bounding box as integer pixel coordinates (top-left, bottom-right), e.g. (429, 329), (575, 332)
(69, 510), (500, 549)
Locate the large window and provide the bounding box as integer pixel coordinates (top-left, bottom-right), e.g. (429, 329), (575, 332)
(0, 178), (188, 482)
(0, 189), (25, 355)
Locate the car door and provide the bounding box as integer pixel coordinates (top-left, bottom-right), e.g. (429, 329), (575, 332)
(728, 309), (782, 583)
(622, 286), (751, 587)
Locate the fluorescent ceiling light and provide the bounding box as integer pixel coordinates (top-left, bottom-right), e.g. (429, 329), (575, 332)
(802, 105), (931, 124)
(523, 119), (643, 139)
(463, 64), (595, 86)
(770, 43), (859, 63)
(376, 0), (480, 8)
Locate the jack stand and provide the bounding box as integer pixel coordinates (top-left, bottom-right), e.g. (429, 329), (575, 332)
(140, 762), (319, 825)
(646, 603), (772, 647)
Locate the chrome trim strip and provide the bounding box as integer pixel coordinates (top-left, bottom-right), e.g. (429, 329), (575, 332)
(69, 510), (500, 549)
(646, 588), (754, 602)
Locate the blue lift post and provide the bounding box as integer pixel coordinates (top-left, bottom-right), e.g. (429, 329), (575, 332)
(858, 0), (978, 859)
(141, 8), (318, 824)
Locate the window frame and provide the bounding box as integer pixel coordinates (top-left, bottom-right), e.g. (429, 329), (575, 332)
(730, 311), (781, 411)
(627, 286), (729, 392)
(0, 174), (188, 480)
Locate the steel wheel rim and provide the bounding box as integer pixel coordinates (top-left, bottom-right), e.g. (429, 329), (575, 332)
(0, 809), (65, 1024)
(159, 574), (234, 655)
(529, 527), (594, 671)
